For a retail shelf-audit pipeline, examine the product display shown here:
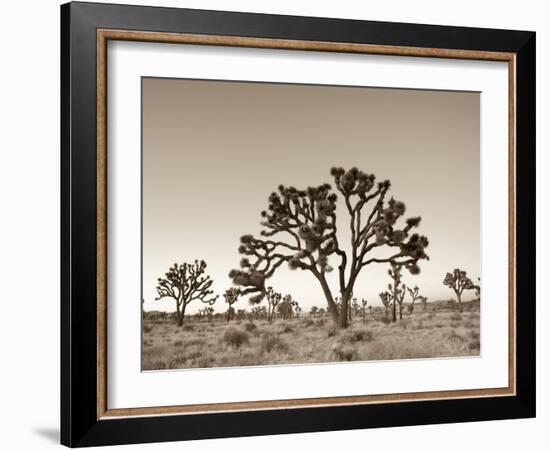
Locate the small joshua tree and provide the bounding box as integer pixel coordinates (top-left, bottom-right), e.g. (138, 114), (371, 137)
(251, 305), (267, 320)
(277, 294), (297, 320)
(420, 295), (428, 311)
(396, 285), (406, 320)
(265, 287), (282, 322)
(352, 298), (360, 318)
(443, 268), (475, 313)
(407, 285), (422, 314)
(361, 298), (368, 322)
(310, 306), (319, 318)
(229, 167), (429, 329)
(155, 260), (218, 327)
(388, 263), (406, 322)
(223, 287), (240, 322)
(294, 303), (302, 318)
(379, 291), (392, 319)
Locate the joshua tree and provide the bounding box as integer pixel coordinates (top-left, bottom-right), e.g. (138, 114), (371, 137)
(352, 298), (360, 318)
(310, 306), (319, 318)
(155, 260), (218, 327)
(388, 263), (406, 321)
(420, 295), (428, 311)
(251, 305), (267, 320)
(379, 291), (392, 319)
(278, 294), (297, 320)
(223, 287), (240, 321)
(361, 298), (368, 322)
(443, 268), (475, 313)
(229, 167), (429, 328)
(265, 287), (282, 322)
(396, 285), (406, 320)
(407, 285), (422, 314)
(199, 306), (215, 321)
(294, 303), (302, 318)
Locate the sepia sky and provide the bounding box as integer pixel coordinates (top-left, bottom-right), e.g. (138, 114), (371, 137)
(142, 77), (480, 314)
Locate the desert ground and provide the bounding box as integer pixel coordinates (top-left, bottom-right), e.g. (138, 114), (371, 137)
(142, 300), (480, 370)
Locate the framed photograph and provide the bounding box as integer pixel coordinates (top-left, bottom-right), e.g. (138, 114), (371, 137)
(61, 2), (536, 447)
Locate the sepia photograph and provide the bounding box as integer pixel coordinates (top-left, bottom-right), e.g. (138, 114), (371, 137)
(141, 77), (481, 371)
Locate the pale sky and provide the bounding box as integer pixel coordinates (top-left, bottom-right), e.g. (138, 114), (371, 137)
(142, 78), (480, 314)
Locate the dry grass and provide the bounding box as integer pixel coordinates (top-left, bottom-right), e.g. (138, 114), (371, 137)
(142, 304), (480, 370)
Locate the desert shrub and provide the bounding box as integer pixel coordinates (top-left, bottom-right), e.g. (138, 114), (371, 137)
(244, 322), (257, 332)
(450, 313), (462, 321)
(380, 316), (391, 325)
(143, 324), (152, 333)
(186, 338), (203, 347)
(260, 333), (288, 353)
(174, 340), (183, 347)
(315, 318), (326, 327)
(327, 326), (338, 337)
(182, 324), (196, 332)
(444, 330), (465, 343)
(280, 323), (293, 333)
(194, 356), (215, 368)
(332, 343), (358, 361)
(168, 354), (188, 369)
(414, 321), (425, 330)
(341, 329), (374, 343)
(223, 328), (250, 349)
(302, 318), (315, 328)
(434, 322), (445, 328)
(148, 360), (167, 370)
(398, 318), (411, 329)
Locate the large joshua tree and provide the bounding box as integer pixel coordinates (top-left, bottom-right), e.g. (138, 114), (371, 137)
(229, 167), (429, 328)
(155, 260), (218, 327)
(443, 268), (475, 313)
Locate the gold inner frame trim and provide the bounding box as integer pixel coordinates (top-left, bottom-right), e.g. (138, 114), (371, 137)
(96, 28), (517, 420)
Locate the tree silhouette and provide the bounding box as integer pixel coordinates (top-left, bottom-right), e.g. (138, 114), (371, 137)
(388, 263), (407, 321)
(407, 285), (422, 314)
(379, 291), (392, 319)
(443, 268), (475, 313)
(420, 295), (428, 311)
(361, 298), (368, 322)
(310, 306), (319, 318)
(223, 287), (240, 321)
(277, 294), (297, 320)
(229, 167), (429, 328)
(265, 287), (282, 322)
(155, 260), (218, 327)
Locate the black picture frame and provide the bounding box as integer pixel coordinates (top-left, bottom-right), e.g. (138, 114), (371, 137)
(61, 1), (536, 447)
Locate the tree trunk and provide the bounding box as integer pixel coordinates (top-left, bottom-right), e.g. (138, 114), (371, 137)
(318, 275), (339, 325)
(399, 303), (403, 320)
(337, 293), (350, 329)
(392, 298), (397, 322)
(457, 292), (463, 313)
(176, 303), (183, 327)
